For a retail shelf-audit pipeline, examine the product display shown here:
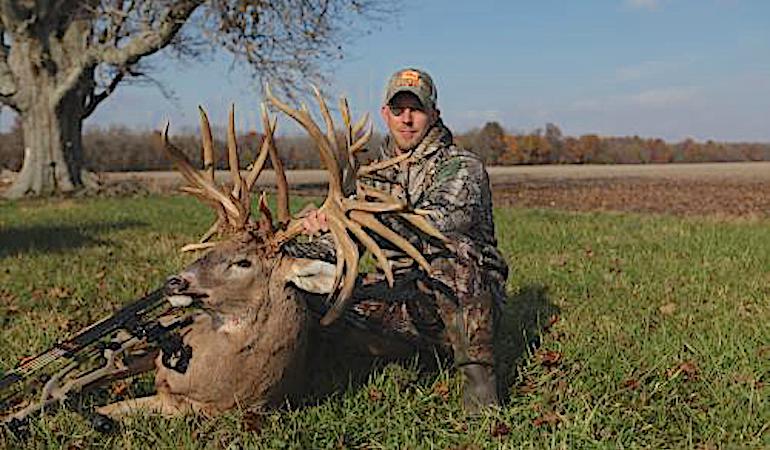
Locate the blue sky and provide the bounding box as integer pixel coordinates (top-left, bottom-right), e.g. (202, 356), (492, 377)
(2, 0), (769, 141)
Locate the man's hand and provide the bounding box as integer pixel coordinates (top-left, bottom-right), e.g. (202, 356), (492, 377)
(301, 209), (328, 237)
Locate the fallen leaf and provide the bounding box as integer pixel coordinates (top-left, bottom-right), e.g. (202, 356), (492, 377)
(48, 286), (71, 300)
(667, 360), (699, 382)
(433, 381), (450, 401)
(538, 350), (562, 368)
(532, 411), (562, 427)
(543, 315), (560, 331)
(111, 380), (130, 397)
(622, 378), (640, 390)
(367, 386), (383, 402)
(659, 303), (677, 316)
(490, 421), (511, 438)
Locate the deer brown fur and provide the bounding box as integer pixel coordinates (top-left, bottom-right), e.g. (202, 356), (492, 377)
(98, 233), (336, 417)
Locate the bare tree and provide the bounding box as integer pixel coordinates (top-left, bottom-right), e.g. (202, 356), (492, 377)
(0, 0), (386, 198)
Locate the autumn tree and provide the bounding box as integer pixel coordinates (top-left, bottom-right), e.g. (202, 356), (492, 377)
(0, 0), (385, 198)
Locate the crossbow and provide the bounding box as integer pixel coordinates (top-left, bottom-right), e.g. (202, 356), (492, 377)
(1, 284), (195, 434)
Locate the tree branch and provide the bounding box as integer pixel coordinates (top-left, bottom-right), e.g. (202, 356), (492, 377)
(0, 21), (17, 110)
(96, 0), (203, 67)
(82, 67), (126, 118)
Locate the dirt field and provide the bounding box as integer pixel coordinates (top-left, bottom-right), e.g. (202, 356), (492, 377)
(5, 162), (770, 218)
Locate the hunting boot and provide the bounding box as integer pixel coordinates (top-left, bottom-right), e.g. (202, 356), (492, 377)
(435, 288), (500, 414)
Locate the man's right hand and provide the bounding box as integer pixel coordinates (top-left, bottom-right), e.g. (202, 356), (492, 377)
(301, 209), (328, 237)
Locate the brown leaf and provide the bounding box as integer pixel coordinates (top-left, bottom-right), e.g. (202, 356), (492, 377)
(111, 380), (130, 397)
(367, 386), (383, 402)
(48, 286), (72, 300)
(490, 421), (511, 438)
(667, 360), (699, 382)
(659, 302), (677, 316)
(622, 378), (640, 390)
(433, 381), (450, 401)
(543, 314), (560, 331)
(538, 350), (563, 368)
(532, 411), (562, 427)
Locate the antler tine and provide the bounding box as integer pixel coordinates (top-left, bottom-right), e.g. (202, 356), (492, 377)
(357, 152), (411, 177)
(245, 107), (277, 191)
(352, 111), (370, 137)
(265, 83), (343, 197)
(320, 219), (359, 326)
(339, 97), (353, 148)
(198, 107), (215, 183)
(260, 102), (290, 224)
(227, 104), (245, 199)
(350, 120), (373, 155)
(160, 121), (243, 226)
(311, 85), (342, 159)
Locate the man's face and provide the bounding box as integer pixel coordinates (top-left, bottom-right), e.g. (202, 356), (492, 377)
(380, 92), (438, 152)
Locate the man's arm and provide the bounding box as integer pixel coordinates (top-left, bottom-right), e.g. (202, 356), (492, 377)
(418, 153), (493, 236)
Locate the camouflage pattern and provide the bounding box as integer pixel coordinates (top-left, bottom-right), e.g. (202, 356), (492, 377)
(383, 68), (438, 110)
(349, 119), (509, 367)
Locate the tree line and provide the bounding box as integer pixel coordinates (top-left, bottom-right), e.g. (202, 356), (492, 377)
(1, 119), (768, 172)
(459, 122), (770, 165)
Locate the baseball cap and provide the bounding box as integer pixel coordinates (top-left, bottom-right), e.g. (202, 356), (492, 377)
(383, 68), (437, 110)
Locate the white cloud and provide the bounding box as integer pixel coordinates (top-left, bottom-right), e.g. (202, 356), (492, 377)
(625, 0), (661, 10)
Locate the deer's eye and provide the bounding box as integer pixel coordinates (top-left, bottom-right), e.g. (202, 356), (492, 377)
(234, 259), (252, 268)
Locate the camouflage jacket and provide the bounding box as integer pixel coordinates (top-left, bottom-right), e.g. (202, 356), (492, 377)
(363, 119), (509, 300)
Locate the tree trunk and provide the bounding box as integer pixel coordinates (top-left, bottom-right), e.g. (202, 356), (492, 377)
(4, 79), (86, 199)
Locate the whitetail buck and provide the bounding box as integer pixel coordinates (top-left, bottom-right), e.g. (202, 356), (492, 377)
(97, 87), (447, 418)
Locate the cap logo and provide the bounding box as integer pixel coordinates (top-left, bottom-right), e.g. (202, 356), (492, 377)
(396, 70), (421, 87)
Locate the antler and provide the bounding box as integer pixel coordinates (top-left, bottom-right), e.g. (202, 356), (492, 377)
(266, 85), (448, 326)
(159, 104), (278, 251)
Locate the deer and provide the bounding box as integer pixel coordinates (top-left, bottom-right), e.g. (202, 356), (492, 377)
(95, 87), (449, 418)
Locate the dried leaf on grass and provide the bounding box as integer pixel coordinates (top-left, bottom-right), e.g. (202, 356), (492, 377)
(490, 421), (511, 438)
(667, 360), (699, 382)
(622, 378), (640, 390)
(111, 380), (131, 397)
(659, 302), (677, 316)
(432, 381), (450, 401)
(532, 411), (562, 427)
(367, 386), (383, 402)
(537, 350), (563, 368)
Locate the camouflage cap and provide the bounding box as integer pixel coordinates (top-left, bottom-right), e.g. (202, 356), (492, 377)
(383, 68), (438, 110)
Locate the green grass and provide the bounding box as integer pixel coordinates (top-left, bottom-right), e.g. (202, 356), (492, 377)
(1, 195), (768, 449)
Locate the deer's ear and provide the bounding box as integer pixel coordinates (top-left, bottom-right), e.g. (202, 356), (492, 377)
(284, 258), (336, 294)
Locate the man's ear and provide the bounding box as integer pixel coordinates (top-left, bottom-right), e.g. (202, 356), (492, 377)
(282, 257), (337, 294)
(431, 108), (440, 125)
(380, 104), (390, 123)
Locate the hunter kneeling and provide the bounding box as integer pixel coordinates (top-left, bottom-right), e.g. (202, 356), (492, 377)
(304, 68), (509, 412)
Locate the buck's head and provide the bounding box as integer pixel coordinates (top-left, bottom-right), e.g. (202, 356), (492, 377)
(166, 228), (336, 315)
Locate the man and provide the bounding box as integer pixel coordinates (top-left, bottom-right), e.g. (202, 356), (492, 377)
(305, 68), (508, 411)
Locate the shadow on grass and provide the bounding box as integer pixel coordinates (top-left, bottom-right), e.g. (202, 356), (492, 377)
(496, 284), (560, 403)
(301, 284), (559, 407)
(0, 220), (147, 258)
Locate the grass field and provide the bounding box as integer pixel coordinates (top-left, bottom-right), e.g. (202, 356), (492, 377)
(1, 195), (768, 449)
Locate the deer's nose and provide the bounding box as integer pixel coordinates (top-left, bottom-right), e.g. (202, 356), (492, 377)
(165, 275), (190, 293)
